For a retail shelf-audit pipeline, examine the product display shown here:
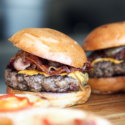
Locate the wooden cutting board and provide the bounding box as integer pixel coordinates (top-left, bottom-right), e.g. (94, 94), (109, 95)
(72, 93), (125, 125)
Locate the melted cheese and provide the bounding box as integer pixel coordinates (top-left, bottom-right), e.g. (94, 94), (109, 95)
(92, 58), (123, 65)
(18, 70), (49, 77)
(18, 70), (88, 84)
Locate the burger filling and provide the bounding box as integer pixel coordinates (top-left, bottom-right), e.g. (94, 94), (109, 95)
(88, 46), (125, 78)
(5, 50), (92, 92)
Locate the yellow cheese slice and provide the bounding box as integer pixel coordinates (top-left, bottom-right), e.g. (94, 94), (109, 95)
(18, 70), (49, 77)
(92, 58), (123, 65)
(18, 70), (88, 84)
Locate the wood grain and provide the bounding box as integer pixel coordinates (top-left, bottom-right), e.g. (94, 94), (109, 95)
(72, 93), (125, 125)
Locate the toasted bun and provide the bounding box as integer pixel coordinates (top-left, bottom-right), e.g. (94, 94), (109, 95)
(9, 28), (87, 68)
(0, 107), (112, 125)
(7, 86), (91, 107)
(83, 22), (125, 51)
(88, 76), (125, 94)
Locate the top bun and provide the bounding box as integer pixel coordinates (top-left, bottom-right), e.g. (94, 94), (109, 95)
(83, 22), (125, 51)
(9, 28), (87, 68)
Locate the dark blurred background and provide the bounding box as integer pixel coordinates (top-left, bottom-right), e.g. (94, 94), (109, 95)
(0, 0), (125, 93)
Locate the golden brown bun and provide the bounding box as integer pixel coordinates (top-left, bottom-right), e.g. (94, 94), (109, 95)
(0, 107), (112, 125)
(7, 86), (91, 107)
(88, 77), (125, 94)
(83, 22), (125, 51)
(9, 28), (87, 68)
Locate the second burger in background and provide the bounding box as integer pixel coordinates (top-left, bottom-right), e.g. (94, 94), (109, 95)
(83, 22), (125, 94)
(5, 28), (92, 107)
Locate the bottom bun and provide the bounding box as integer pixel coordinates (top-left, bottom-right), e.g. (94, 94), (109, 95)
(7, 85), (91, 107)
(88, 76), (125, 94)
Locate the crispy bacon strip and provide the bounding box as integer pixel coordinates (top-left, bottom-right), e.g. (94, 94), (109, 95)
(26, 56), (92, 75)
(63, 65), (92, 74)
(7, 50), (92, 76)
(84, 61), (93, 69)
(26, 56), (66, 75)
(7, 57), (15, 68)
(26, 56), (49, 74)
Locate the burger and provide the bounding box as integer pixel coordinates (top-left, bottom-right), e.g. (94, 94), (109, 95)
(5, 28), (92, 107)
(83, 22), (125, 94)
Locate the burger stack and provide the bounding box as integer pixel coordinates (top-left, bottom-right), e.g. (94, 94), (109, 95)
(83, 22), (125, 94)
(5, 28), (92, 107)
(1, 28), (113, 125)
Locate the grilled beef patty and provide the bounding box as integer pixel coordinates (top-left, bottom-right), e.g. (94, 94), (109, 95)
(88, 47), (125, 78)
(89, 61), (125, 78)
(5, 68), (88, 92)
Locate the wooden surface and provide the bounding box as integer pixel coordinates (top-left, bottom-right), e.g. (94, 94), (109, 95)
(72, 93), (125, 125)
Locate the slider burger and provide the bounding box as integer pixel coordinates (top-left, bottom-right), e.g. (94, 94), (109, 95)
(5, 28), (92, 107)
(83, 22), (125, 94)
(0, 94), (112, 125)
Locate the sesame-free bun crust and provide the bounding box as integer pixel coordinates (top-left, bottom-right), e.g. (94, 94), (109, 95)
(83, 22), (125, 51)
(88, 76), (125, 94)
(9, 28), (87, 68)
(7, 85), (91, 108)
